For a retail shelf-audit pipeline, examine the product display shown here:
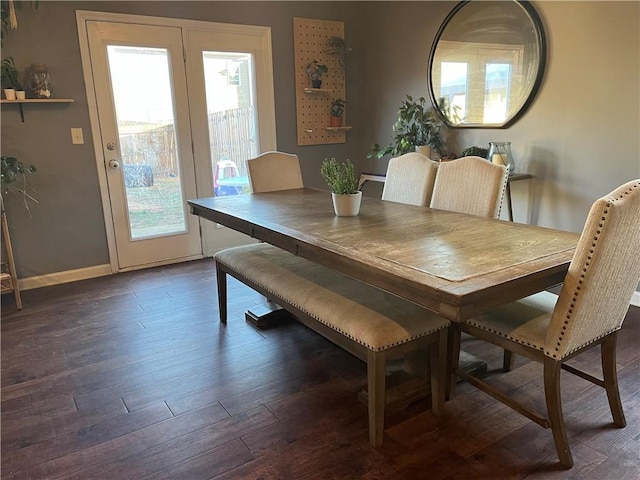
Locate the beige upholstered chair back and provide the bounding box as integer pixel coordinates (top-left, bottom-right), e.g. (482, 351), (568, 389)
(430, 156), (509, 218)
(247, 151), (303, 193)
(381, 152), (439, 206)
(546, 180), (640, 359)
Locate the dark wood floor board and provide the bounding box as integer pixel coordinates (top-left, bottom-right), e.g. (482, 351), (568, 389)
(167, 340), (363, 417)
(2, 402), (173, 475)
(222, 425), (363, 480)
(68, 406), (277, 480)
(2, 259), (638, 479)
(141, 437), (254, 480)
(2, 316), (288, 407)
(1, 396), (127, 451)
(73, 322), (332, 413)
(0, 393), (77, 431)
(120, 332), (342, 413)
(0, 331), (247, 404)
(2, 436), (123, 480)
(109, 402), (230, 458)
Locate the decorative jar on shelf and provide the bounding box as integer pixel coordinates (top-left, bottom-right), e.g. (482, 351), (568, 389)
(26, 63), (53, 99)
(487, 141), (514, 173)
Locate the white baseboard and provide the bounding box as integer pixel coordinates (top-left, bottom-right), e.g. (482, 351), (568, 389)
(632, 290), (640, 308)
(19, 264), (112, 291)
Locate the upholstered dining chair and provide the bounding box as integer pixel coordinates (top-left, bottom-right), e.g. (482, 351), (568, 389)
(247, 151), (303, 193)
(381, 152), (439, 206)
(449, 179), (640, 468)
(430, 156), (509, 219)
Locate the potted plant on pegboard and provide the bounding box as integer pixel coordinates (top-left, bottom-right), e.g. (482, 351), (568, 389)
(305, 59), (328, 88)
(330, 98), (345, 127)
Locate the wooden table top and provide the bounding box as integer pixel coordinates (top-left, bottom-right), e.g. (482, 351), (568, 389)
(189, 188), (579, 321)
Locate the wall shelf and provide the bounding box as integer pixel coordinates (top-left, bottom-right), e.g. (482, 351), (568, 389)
(1, 98), (74, 122)
(1, 98), (74, 104)
(323, 126), (352, 131)
(303, 88), (332, 94)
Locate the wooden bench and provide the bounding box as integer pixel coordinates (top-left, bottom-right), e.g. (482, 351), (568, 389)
(214, 243), (450, 447)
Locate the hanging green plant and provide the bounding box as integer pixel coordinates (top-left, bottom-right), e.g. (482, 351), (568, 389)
(1, 1), (39, 46)
(1, 155), (38, 213)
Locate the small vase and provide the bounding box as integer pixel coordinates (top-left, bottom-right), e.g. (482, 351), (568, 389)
(329, 116), (342, 127)
(311, 79), (322, 89)
(15, 90), (25, 100)
(487, 142), (515, 173)
(26, 63), (53, 99)
(331, 191), (362, 217)
(3, 88), (16, 100)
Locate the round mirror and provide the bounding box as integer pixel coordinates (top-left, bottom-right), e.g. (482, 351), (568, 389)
(428, 0), (547, 128)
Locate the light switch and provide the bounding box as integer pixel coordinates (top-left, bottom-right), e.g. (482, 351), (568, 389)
(71, 128), (84, 145)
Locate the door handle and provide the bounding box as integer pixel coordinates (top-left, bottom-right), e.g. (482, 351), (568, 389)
(108, 159), (120, 169)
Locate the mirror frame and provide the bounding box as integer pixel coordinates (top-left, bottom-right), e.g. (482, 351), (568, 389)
(428, 0), (547, 129)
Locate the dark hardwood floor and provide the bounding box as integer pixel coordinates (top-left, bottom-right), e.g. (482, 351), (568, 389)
(2, 258), (639, 479)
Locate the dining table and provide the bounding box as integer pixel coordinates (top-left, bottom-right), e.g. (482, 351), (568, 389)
(188, 188), (579, 323)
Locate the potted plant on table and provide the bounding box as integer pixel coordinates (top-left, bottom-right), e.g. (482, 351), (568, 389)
(320, 157), (361, 217)
(1, 57), (23, 100)
(367, 95), (445, 160)
(305, 59), (328, 88)
(330, 98), (345, 127)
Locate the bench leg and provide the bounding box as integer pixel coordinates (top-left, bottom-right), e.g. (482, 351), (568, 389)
(215, 263), (228, 324)
(367, 350), (386, 447)
(429, 330), (447, 415)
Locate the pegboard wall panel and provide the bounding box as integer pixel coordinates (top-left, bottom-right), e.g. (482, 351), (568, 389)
(294, 17), (347, 146)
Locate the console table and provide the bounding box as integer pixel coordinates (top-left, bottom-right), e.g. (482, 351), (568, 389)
(358, 171), (533, 222)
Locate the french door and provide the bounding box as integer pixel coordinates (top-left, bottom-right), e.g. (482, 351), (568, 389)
(78, 12), (276, 271)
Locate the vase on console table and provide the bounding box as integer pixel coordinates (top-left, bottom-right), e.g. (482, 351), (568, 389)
(487, 141), (515, 173)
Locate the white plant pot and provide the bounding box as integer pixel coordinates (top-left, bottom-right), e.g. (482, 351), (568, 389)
(331, 191), (362, 217)
(3, 88), (16, 100)
(15, 90), (25, 100)
(415, 145), (431, 158)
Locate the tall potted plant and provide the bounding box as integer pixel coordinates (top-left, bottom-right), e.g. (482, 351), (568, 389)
(367, 95), (445, 159)
(320, 157), (361, 216)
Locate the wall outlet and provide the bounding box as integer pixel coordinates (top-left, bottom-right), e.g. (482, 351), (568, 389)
(71, 128), (84, 145)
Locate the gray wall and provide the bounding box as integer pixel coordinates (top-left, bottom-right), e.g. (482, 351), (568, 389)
(2, 1), (639, 285)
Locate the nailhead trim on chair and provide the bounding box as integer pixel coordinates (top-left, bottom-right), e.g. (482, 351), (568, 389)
(547, 181), (640, 359)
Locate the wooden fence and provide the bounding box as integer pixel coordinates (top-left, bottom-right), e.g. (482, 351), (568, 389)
(119, 106), (256, 177)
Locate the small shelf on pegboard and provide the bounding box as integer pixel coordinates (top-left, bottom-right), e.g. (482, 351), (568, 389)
(303, 88), (332, 94)
(322, 126), (352, 131)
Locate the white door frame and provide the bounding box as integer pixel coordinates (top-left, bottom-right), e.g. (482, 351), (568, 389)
(76, 10), (276, 272)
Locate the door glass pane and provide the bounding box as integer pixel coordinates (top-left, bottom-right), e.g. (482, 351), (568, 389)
(202, 51), (258, 196)
(107, 45), (186, 239)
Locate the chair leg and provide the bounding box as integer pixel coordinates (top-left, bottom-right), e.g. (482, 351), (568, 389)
(543, 357), (573, 468)
(215, 263), (228, 324)
(447, 325), (462, 400)
(367, 350), (386, 447)
(503, 350), (515, 372)
(601, 333), (626, 427)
